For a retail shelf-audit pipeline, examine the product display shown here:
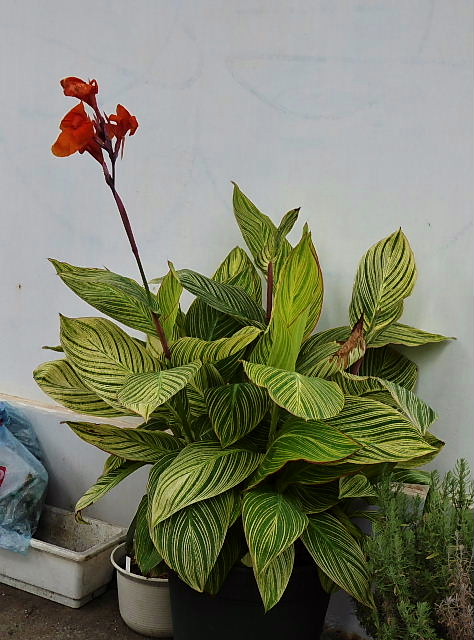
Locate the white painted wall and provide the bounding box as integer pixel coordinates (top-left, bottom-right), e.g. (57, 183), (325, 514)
(0, 2), (472, 634)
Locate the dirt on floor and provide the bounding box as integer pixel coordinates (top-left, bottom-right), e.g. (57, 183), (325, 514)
(0, 582), (148, 640)
(0, 581), (365, 640)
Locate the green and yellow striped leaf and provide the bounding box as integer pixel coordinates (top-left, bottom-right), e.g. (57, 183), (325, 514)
(242, 487), (308, 573)
(254, 544), (295, 611)
(349, 230), (416, 342)
(243, 361), (344, 421)
(150, 442), (262, 525)
(185, 247), (260, 341)
(75, 460), (145, 517)
(117, 361), (202, 421)
(284, 482), (340, 514)
(249, 418), (360, 487)
(150, 490), (237, 591)
(203, 522), (245, 595)
(369, 322), (453, 348)
(301, 512), (373, 607)
(335, 373), (436, 434)
(171, 326), (261, 366)
(281, 461), (363, 486)
(33, 358), (131, 416)
(60, 316), (158, 409)
(325, 396), (438, 464)
(134, 495), (163, 575)
(51, 260), (160, 335)
(179, 269), (265, 328)
(267, 227), (324, 370)
(338, 474), (377, 499)
(65, 421), (181, 462)
(334, 347), (418, 392)
(205, 383), (269, 447)
(147, 263), (183, 356)
(360, 347), (418, 389)
(276, 208), (300, 244)
(232, 182), (291, 277)
(377, 379), (437, 434)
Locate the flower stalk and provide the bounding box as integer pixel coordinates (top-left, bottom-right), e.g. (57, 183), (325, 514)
(52, 77), (171, 359)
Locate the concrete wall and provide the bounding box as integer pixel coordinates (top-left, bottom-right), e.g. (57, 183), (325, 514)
(1, 2), (472, 635)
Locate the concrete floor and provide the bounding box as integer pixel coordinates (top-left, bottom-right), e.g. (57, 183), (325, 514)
(0, 581), (150, 640)
(0, 581), (360, 640)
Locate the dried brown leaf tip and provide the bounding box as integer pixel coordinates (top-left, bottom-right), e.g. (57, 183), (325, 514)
(334, 315), (365, 369)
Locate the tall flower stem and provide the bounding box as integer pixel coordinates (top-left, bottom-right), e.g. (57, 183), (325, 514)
(101, 159), (172, 360)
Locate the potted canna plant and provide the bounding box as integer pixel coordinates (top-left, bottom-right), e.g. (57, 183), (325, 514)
(34, 77), (452, 640)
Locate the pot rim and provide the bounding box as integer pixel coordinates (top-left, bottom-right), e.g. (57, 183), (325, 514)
(111, 542), (168, 584)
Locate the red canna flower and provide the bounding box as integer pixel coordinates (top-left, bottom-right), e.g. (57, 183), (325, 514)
(108, 104), (139, 139)
(52, 102), (103, 163)
(60, 76), (98, 107)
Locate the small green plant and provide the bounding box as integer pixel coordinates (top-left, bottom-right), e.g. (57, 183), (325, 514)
(355, 459), (474, 640)
(35, 77), (452, 611)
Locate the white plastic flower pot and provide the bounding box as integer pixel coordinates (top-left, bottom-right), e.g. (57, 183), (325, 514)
(0, 505), (126, 608)
(111, 542), (173, 638)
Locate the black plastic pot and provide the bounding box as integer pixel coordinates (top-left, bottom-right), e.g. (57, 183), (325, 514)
(168, 551), (330, 640)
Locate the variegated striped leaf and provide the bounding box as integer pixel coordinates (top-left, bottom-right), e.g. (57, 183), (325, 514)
(171, 326), (261, 366)
(205, 383), (270, 447)
(242, 487), (308, 573)
(378, 380), (437, 434)
(301, 512), (373, 607)
(51, 260), (160, 335)
(213, 246), (262, 300)
(359, 347), (418, 389)
(150, 442), (262, 525)
(185, 247), (260, 341)
(249, 418), (360, 487)
(284, 482), (340, 514)
(60, 316), (159, 409)
(117, 361), (202, 421)
(232, 182), (291, 277)
(334, 374), (436, 434)
(297, 317), (366, 378)
(267, 227), (324, 370)
(281, 461), (363, 486)
(179, 269), (265, 328)
(349, 230), (416, 342)
(338, 474), (377, 499)
(369, 322), (453, 348)
(277, 208), (300, 243)
(75, 460), (145, 517)
(65, 421), (181, 462)
(185, 299), (242, 341)
(203, 522), (245, 595)
(325, 396), (437, 464)
(390, 467), (432, 484)
(147, 263), (183, 356)
(243, 361), (344, 421)
(396, 431), (444, 468)
(254, 543), (295, 611)
(300, 326), (352, 350)
(150, 491), (237, 591)
(334, 347), (418, 392)
(134, 495), (163, 575)
(33, 359), (131, 416)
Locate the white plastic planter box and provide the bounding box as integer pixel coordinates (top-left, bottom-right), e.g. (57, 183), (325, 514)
(0, 505), (126, 608)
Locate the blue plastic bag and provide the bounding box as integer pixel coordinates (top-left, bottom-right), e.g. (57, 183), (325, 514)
(0, 402), (48, 552)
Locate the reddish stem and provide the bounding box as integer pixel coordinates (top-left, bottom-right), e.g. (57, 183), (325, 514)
(101, 159), (172, 360)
